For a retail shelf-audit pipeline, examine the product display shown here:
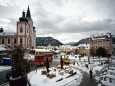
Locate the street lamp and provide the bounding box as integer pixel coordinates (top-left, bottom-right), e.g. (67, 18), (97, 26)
(60, 52), (65, 69)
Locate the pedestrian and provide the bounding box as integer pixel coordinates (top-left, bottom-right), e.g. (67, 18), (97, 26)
(101, 62), (103, 66)
(89, 69), (93, 79)
(85, 64), (88, 69)
(73, 61), (75, 65)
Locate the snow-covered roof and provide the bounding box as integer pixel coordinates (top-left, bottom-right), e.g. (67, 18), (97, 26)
(0, 45), (7, 51)
(32, 49), (51, 52)
(0, 32), (16, 36)
(91, 33), (111, 40)
(77, 44), (89, 49)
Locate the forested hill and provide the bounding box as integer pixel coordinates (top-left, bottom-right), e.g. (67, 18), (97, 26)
(36, 37), (63, 46)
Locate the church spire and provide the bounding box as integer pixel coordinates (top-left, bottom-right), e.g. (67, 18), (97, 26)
(26, 5), (31, 18)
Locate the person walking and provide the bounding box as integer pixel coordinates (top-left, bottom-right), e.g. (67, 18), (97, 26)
(89, 69), (93, 79)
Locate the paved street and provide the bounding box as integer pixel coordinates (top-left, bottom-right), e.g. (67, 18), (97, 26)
(0, 70), (10, 85)
(79, 71), (98, 86)
(0, 58), (98, 86)
(37, 58), (98, 86)
(0, 59), (60, 85)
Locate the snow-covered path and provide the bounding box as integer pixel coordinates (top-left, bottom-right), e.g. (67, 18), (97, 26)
(0, 66), (11, 72)
(79, 71), (97, 86)
(70, 64), (98, 86)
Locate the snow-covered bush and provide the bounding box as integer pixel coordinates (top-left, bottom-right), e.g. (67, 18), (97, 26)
(41, 70), (47, 75)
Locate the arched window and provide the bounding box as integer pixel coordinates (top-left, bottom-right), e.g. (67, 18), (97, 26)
(27, 26), (29, 33)
(20, 38), (23, 43)
(8, 38), (10, 44)
(2, 39), (4, 44)
(14, 38), (16, 43)
(20, 26), (23, 33)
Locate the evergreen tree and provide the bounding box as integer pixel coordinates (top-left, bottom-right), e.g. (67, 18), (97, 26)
(90, 47), (95, 57)
(10, 45), (31, 78)
(1, 28), (3, 32)
(0, 27), (3, 32)
(96, 47), (107, 57)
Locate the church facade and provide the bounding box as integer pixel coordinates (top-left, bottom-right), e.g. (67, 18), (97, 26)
(0, 6), (36, 49)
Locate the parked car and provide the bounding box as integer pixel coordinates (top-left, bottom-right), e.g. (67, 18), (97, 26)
(0, 57), (12, 65)
(63, 57), (70, 64)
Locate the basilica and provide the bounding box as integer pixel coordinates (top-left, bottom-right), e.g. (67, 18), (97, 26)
(0, 6), (36, 49)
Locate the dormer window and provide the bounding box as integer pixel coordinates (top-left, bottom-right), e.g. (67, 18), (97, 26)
(20, 26), (23, 33)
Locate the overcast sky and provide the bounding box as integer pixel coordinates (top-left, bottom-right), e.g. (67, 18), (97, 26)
(0, 0), (115, 44)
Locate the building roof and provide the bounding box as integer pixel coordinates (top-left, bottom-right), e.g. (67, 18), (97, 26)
(78, 43), (89, 49)
(0, 32), (16, 36)
(26, 6), (31, 18)
(0, 45), (7, 51)
(91, 33), (111, 40)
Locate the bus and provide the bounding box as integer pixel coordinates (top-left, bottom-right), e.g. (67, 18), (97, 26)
(34, 53), (53, 65)
(30, 49), (53, 65)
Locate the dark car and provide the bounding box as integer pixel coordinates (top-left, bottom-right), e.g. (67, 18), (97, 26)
(1, 57), (12, 65)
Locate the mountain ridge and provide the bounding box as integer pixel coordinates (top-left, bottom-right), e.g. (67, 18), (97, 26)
(36, 35), (115, 47)
(36, 37), (63, 46)
(66, 35), (115, 46)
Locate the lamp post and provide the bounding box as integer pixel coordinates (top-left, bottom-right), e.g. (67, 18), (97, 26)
(88, 56), (90, 64)
(60, 56), (63, 69)
(60, 52), (65, 69)
(46, 56), (49, 73)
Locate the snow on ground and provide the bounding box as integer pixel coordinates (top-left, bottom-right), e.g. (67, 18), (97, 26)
(69, 55), (109, 84)
(0, 66), (11, 72)
(1, 54), (113, 86)
(0, 45), (7, 51)
(24, 53), (35, 61)
(27, 55), (101, 86)
(28, 65), (82, 86)
(97, 56), (115, 86)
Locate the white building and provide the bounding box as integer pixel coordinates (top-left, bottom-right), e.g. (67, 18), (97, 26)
(59, 45), (77, 52)
(76, 43), (90, 56)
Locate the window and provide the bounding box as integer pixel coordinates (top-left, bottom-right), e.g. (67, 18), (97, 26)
(2, 39), (4, 44)
(20, 26), (23, 33)
(8, 38), (10, 44)
(27, 26), (29, 33)
(14, 38), (16, 43)
(27, 28), (28, 33)
(20, 38), (22, 43)
(35, 56), (40, 59)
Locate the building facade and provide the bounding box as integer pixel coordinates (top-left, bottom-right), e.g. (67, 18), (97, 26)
(89, 33), (112, 55)
(77, 44), (90, 56)
(0, 6), (36, 49)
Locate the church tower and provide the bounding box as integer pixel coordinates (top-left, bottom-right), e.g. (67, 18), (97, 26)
(26, 6), (31, 18)
(16, 6), (36, 49)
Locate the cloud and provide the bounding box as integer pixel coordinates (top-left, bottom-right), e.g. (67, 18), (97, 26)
(0, 0), (115, 43)
(37, 17), (115, 34)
